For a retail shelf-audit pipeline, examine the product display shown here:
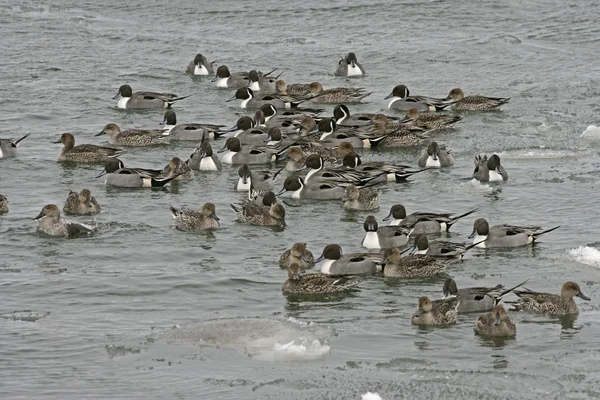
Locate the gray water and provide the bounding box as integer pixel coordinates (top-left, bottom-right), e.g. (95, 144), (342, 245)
(1, 0), (600, 399)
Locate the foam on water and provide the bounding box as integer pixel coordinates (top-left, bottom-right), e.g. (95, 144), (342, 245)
(362, 393), (383, 400)
(567, 246), (600, 267)
(580, 125), (600, 140)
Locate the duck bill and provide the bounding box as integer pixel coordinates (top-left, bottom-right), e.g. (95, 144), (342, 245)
(383, 93), (393, 100)
(382, 212), (393, 222)
(275, 188), (286, 196)
(442, 291), (451, 299)
(85, 200), (93, 208)
(292, 272), (300, 280)
(95, 131), (104, 137)
(217, 146), (228, 153)
(314, 254), (325, 263)
(406, 246), (417, 255)
(159, 118), (167, 126)
(413, 308), (424, 317)
(95, 170), (108, 178)
(494, 315), (501, 326)
(432, 151), (438, 161)
(211, 213), (220, 221)
(33, 210), (45, 220)
(577, 291), (591, 301)
(280, 218), (287, 228)
(112, 92), (121, 100)
(52, 139), (62, 144)
(468, 228), (477, 239)
(210, 75), (219, 82)
(225, 95), (236, 102)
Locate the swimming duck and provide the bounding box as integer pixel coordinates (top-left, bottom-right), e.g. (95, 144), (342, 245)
(160, 110), (225, 141)
(170, 203), (220, 231)
(411, 296), (460, 325)
(211, 65), (250, 89)
(409, 234), (481, 260)
(96, 123), (169, 147)
(54, 133), (124, 163)
(282, 263), (361, 295)
(276, 176), (347, 200)
(382, 204), (477, 234)
(404, 109), (462, 130)
(472, 154), (508, 182)
(185, 53), (216, 76)
(113, 84), (190, 109)
(443, 278), (527, 313)
(418, 142), (454, 168)
(361, 215), (412, 249)
(230, 195), (286, 228)
(302, 154), (374, 185)
(332, 104), (398, 126)
(384, 85), (450, 112)
(279, 242), (315, 269)
(315, 244), (382, 275)
(97, 159), (177, 188)
(0, 133), (29, 158)
(334, 52), (366, 77)
(163, 156), (195, 181)
(0, 194), (8, 214)
(341, 184), (380, 211)
(248, 69), (283, 92)
(380, 247), (450, 278)
(474, 305), (516, 337)
(340, 154), (425, 183)
(187, 136), (223, 171)
(308, 83), (372, 104)
(234, 164), (281, 197)
(218, 137), (279, 165)
(63, 189), (101, 215)
(34, 204), (95, 237)
(507, 281), (590, 315)
(444, 88), (510, 111)
(468, 218), (560, 248)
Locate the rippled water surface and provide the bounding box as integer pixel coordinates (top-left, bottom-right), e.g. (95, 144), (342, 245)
(2, 1), (600, 399)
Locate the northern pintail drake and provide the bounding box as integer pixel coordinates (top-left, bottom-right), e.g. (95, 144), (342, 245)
(341, 184), (380, 211)
(160, 110), (225, 141)
(285, 145), (339, 172)
(97, 158), (178, 188)
(277, 176), (347, 200)
(234, 164), (281, 195)
(507, 281), (590, 315)
(410, 234), (481, 260)
(63, 189), (101, 215)
(385, 85), (450, 112)
(96, 123), (169, 147)
(312, 118), (368, 148)
(54, 133), (124, 163)
(308, 83), (371, 104)
(228, 87), (309, 110)
(382, 204), (477, 234)
(315, 244), (382, 275)
(404, 109), (461, 130)
(302, 154), (375, 185)
(282, 263), (361, 294)
(334, 52), (365, 77)
(113, 84), (190, 109)
(163, 156), (194, 181)
(443, 278), (526, 313)
(0, 133), (29, 158)
(361, 215), (412, 249)
(211, 65), (250, 89)
(248, 69), (282, 92)
(230, 193), (286, 228)
(333, 104), (384, 126)
(468, 218), (560, 248)
(444, 88), (510, 111)
(187, 137), (222, 171)
(34, 204), (95, 237)
(273, 80), (320, 103)
(472, 154), (508, 182)
(474, 305), (516, 337)
(380, 247), (450, 278)
(279, 242), (315, 269)
(218, 137), (278, 165)
(411, 296), (460, 326)
(341, 153), (426, 183)
(170, 203), (220, 231)
(185, 53), (216, 76)
(0, 194), (8, 214)
(418, 142), (454, 168)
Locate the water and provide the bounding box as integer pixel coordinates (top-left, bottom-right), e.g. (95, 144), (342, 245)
(1, 0), (600, 398)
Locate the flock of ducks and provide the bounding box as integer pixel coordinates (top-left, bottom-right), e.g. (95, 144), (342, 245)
(0, 51), (590, 339)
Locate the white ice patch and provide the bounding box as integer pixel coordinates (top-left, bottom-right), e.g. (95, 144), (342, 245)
(362, 393), (383, 400)
(581, 125), (600, 140)
(568, 246), (600, 267)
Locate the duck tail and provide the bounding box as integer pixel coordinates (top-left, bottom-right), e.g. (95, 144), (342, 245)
(394, 168), (429, 182)
(463, 238), (486, 251)
(293, 106), (325, 114)
(447, 207), (480, 229)
(355, 92), (373, 102)
(167, 95), (193, 107)
(532, 225), (560, 240)
(493, 279), (529, 305)
(169, 205), (179, 217)
(433, 102), (453, 111)
(15, 133), (31, 145)
(274, 69), (285, 79)
(262, 68), (278, 77)
(152, 174), (179, 187)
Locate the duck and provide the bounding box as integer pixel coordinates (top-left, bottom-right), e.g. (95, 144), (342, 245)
(311, 118), (372, 149)
(279, 242), (315, 269)
(417, 142), (454, 168)
(411, 296), (460, 325)
(472, 154), (508, 182)
(186, 136), (223, 171)
(507, 281), (590, 315)
(54, 133), (124, 163)
(341, 184), (380, 211)
(0, 133), (29, 158)
(160, 110), (225, 141)
(211, 65), (250, 89)
(302, 154), (373, 185)
(315, 244), (382, 275)
(373, 126), (427, 148)
(228, 87), (307, 110)
(382, 204), (477, 234)
(185, 53), (216, 76)
(403, 109), (461, 130)
(96, 159), (177, 188)
(468, 218), (560, 248)
(0, 194), (8, 214)
(444, 88), (510, 111)
(170, 203), (220, 231)
(443, 278), (527, 313)
(33, 204), (95, 237)
(113, 84), (190, 109)
(218, 137), (279, 165)
(248, 69), (283, 92)
(409, 233), (481, 260)
(340, 153), (425, 183)
(474, 305), (516, 337)
(282, 263), (361, 295)
(96, 123), (169, 146)
(332, 105), (398, 126)
(276, 176), (347, 200)
(334, 52), (366, 77)
(230, 195), (286, 228)
(63, 189), (101, 215)
(384, 85), (450, 112)
(361, 215), (412, 249)
(380, 247), (450, 278)
(163, 156), (194, 181)
(234, 164), (281, 196)
(308, 83), (372, 104)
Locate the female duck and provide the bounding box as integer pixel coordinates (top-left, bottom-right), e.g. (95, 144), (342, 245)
(341, 184), (380, 211)
(404, 109), (461, 130)
(380, 247), (450, 278)
(474, 305), (516, 337)
(279, 243), (315, 269)
(54, 133), (124, 163)
(34, 204), (95, 237)
(96, 123), (168, 147)
(444, 88), (510, 111)
(63, 189), (101, 215)
(170, 203), (220, 231)
(508, 281), (590, 315)
(0, 194), (9, 214)
(411, 296), (460, 325)
(163, 157), (194, 181)
(282, 263), (361, 295)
